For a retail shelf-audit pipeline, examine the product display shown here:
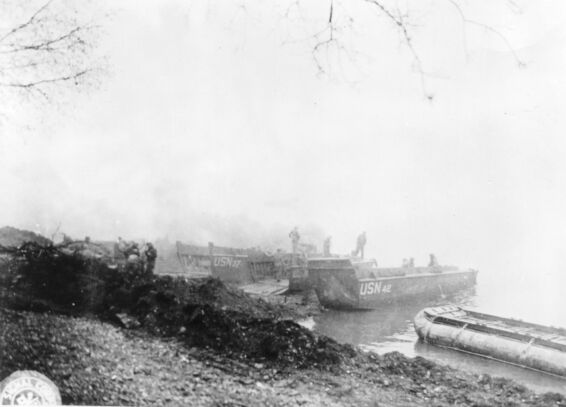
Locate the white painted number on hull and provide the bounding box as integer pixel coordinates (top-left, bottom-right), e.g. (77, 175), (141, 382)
(213, 257), (242, 268)
(360, 281), (392, 296)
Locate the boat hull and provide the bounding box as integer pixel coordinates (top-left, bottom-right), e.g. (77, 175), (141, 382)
(309, 264), (477, 310)
(414, 306), (566, 377)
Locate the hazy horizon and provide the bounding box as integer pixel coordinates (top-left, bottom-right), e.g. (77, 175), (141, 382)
(2, 0), (566, 298)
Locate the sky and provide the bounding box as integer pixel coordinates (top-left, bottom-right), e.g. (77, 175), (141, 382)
(1, 0), (566, 284)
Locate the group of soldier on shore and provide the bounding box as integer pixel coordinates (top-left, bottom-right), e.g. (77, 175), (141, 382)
(116, 237), (157, 274)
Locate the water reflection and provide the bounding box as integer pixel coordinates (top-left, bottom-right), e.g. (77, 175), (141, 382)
(314, 288), (476, 345)
(312, 287), (566, 395)
(415, 342), (566, 395)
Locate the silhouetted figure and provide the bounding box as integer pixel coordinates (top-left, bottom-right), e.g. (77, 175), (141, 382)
(354, 231), (367, 259)
(144, 242), (157, 275)
(428, 253), (439, 267)
(289, 227), (300, 265)
(323, 236), (332, 257)
(116, 237), (128, 259)
(117, 239), (140, 263)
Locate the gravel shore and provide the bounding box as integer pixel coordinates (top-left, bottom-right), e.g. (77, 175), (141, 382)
(1, 306), (565, 406)
(1, 244), (565, 406)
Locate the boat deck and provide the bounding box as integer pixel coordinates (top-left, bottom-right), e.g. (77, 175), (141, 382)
(425, 306), (566, 351)
(357, 268), (475, 282)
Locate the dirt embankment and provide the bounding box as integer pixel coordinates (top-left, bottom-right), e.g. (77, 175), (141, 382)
(0, 226), (51, 247)
(0, 242), (355, 370)
(0, 239), (565, 406)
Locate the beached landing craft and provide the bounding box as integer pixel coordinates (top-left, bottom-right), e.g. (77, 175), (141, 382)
(414, 305), (566, 377)
(307, 258), (478, 310)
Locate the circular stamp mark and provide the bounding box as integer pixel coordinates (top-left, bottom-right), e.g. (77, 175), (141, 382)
(0, 371), (61, 405)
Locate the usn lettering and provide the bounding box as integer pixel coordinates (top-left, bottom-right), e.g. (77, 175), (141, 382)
(360, 281), (392, 296)
(213, 256), (242, 268)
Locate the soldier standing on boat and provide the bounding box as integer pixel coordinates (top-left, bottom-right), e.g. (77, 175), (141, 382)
(323, 236), (332, 257)
(355, 231), (367, 259)
(289, 227), (300, 266)
(428, 253), (439, 267)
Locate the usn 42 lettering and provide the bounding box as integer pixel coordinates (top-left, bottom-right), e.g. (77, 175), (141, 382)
(360, 281), (392, 296)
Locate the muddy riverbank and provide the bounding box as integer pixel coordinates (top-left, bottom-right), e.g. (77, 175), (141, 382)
(0, 243), (565, 405)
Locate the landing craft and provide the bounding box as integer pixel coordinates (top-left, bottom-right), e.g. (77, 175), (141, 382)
(307, 258), (478, 310)
(414, 305), (566, 377)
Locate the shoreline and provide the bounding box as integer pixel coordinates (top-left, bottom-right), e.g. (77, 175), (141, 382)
(1, 307), (564, 406)
(0, 243), (564, 406)
(2, 280), (565, 406)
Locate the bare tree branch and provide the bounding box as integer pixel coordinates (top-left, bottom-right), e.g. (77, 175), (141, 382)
(1, 26), (87, 53)
(0, 0), (103, 112)
(296, 0), (523, 99)
(306, 0), (362, 79)
(0, 69), (89, 88)
(363, 0), (431, 99)
(505, 0), (523, 15)
(447, 0), (525, 67)
(0, 0), (53, 43)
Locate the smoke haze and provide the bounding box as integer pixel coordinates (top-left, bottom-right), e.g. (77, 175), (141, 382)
(2, 1), (566, 297)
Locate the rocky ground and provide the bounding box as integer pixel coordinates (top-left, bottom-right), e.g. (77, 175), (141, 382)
(1, 308), (565, 406)
(0, 240), (565, 406)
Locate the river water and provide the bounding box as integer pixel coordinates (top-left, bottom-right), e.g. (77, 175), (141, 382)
(311, 270), (566, 395)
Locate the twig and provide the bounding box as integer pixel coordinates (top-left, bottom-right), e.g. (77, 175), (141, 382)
(0, 0), (54, 44)
(363, 0), (430, 98)
(0, 69), (89, 89)
(446, 0), (525, 67)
